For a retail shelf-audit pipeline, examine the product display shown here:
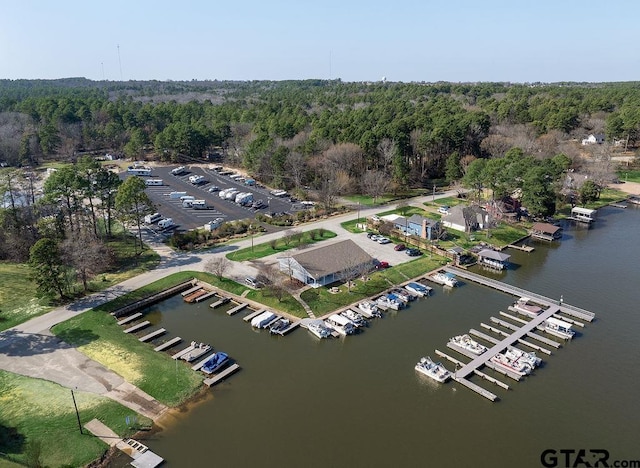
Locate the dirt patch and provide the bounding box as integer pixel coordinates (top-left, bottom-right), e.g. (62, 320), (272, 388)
(610, 181), (640, 195)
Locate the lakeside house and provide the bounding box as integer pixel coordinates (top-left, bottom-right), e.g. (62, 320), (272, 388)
(390, 214), (441, 241)
(278, 239), (374, 288)
(442, 205), (489, 233)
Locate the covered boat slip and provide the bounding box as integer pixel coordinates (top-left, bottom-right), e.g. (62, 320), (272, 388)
(530, 222), (563, 241)
(569, 206), (597, 223)
(476, 249), (511, 270)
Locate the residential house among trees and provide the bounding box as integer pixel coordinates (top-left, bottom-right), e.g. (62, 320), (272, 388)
(581, 133), (605, 145)
(278, 239), (374, 288)
(391, 214), (441, 241)
(441, 205), (489, 233)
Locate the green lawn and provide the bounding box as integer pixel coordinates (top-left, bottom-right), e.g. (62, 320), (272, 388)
(618, 170), (640, 183)
(226, 229), (336, 262)
(300, 255), (445, 316)
(342, 194), (397, 206)
(423, 196), (465, 209)
(245, 290), (307, 318)
(0, 370), (152, 468)
(0, 263), (54, 331)
(376, 205), (431, 218)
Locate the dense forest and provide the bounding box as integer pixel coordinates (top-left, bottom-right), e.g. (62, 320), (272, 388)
(1, 78), (638, 270)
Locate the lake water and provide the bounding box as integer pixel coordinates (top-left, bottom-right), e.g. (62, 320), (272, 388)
(124, 205), (640, 468)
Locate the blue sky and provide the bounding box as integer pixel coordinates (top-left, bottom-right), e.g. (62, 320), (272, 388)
(1, 0), (638, 83)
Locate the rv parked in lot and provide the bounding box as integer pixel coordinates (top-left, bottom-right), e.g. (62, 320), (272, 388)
(191, 200), (208, 209)
(169, 191), (187, 199)
(145, 178), (163, 186)
(171, 166), (186, 175)
(144, 212), (162, 224)
(127, 166), (152, 176)
(235, 192), (253, 206)
(182, 199), (194, 208)
(158, 218), (174, 229)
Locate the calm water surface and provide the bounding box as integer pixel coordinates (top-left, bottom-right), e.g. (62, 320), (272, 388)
(132, 206), (640, 468)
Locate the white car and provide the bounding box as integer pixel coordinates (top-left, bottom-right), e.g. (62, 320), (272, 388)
(438, 206), (450, 214)
(377, 237), (391, 244)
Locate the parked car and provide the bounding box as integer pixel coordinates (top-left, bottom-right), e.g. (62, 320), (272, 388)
(370, 234), (381, 242)
(406, 248), (422, 256)
(207, 185), (220, 192)
(375, 261), (390, 270)
(394, 243), (406, 251)
(366, 232), (376, 239)
(438, 206), (450, 214)
(377, 237), (391, 244)
(244, 277), (260, 288)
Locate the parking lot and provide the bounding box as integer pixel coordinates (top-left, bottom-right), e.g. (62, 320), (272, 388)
(123, 165), (309, 232)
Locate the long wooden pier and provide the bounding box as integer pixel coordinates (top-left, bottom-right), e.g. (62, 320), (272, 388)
(434, 349), (509, 390)
(443, 267), (595, 322)
(203, 363), (240, 387)
(117, 312), (142, 326)
(479, 323), (552, 354)
(489, 316), (561, 348)
(226, 303), (248, 315)
(172, 343), (196, 360)
(195, 290), (218, 303)
(243, 309), (265, 322)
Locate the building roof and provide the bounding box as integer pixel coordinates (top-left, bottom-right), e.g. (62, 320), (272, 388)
(571, 207), (596, 215)
(288, 239), (373, 279)
(477, 249), (511, 261)
(531, 222), (562, 235)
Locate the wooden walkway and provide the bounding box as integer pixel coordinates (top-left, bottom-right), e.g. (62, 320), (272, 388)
(243, 309), (265, 322)
(117, 312), (142, 326)
(171, 343), (196, 360)
(454, 304), (559, 381)
(443, 267), (595, 322)
(479, 323), (552, 354)
(123, 321), (150, 334)
(226, 303), (248, 315)
(195, 290), (217, 303)
(203, 363), (240, 387)
(154, 337), (182, 352)
(139, 328), (166, 342)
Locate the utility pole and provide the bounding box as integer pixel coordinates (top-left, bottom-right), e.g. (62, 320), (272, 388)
(71, 389), (83, 434)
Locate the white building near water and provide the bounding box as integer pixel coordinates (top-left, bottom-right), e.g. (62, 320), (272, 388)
(278, 239), (374, 288)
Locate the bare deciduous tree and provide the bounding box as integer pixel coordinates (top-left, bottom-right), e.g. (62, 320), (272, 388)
(205, 256), (231, 279)
(361, 170), (389, 202)
(61, 228), (113, 292)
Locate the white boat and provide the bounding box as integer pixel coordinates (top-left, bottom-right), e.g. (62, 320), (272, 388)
(490, 352), (532, 376)
(251, 311), (276, 329)
(543, 317), (575, 339)
(511, 297), (543, 318)
(405, 282), (432, 297)
(449, 334), (487, 356)
(180, 342), (211, 362)
(414, 357), (451, 383)
(341, 309), (366, 328)
(358, 301), (381, 318)
(392, 288), (414, 302)
(505, 347), (542, 368)
(377, 295), (401, 310)
(431, 271), (458, 287)
(325, 314), (356, 335)
(307, 321), (332, 339)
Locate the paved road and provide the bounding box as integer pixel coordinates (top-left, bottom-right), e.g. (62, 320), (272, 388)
(0, 190), (458, 420)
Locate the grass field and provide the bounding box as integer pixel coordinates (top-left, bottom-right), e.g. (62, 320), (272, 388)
(618, 170), (640, 183)
(0, 263), (53, 331)
(0, 370), (152, 467)
(226, 229), (337, 262)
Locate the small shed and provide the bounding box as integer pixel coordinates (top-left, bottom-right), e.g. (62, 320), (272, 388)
(477, 249), (511, 270)
(530, 222), (562, 241)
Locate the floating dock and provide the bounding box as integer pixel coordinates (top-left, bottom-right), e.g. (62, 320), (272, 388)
(184, 289), (209, 303)
(489, 316), (561, 348)
(191, 352), (215, 371)
(243, 309), (265, 322)
(203, 363), (241, 387)
(117, 312), (143, 326)
(154, 337), (182, 352)
(123, 321), (150, 334)
(181, 285), (203, 297)
(138, 328), (166, 342)
(172, 343), (196, 360)
(226, 303), (248, 315)
(435, 349), (509, 390)
(210, 297), (231, 309)
(479, 322), (552, 355)
(195, 290), (218, 303)
(273, 321), (300, 336)
(443, 267), (595, 322)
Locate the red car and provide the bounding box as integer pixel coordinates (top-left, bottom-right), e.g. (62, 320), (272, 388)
(394, 243), (406, 251)
(375, 261), (390, 270)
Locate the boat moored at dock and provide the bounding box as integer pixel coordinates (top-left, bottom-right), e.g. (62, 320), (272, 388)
(307, 320), (332, 339)
(505, 347), (542, 368)
(449, 334), (487, 355)
(490, 352), (532, 376)
(269, 318), (291, 335)
(414, 356), (452, 383)
(251, 311), (277, 329)
(511, 297), (544, 318)
(358, 301), (381, 318)
(405, 282), (432, 297)
(201, 352), (229, 374)
(376, 295), (401, 310)
(325, 314), (356, 335)
(543, 317), (575, 339)
(341, 309), (366, 328)
(430, 271), (458, 287)
(393, 288), (415, 302)
(180, 342), (211, 362)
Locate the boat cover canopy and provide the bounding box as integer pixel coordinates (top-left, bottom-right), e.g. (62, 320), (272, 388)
(477, 249), (511, 261)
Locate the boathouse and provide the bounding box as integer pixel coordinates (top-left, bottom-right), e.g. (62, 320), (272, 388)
(278, 239), (374, 288)
(477, 249), (511, 270)
(570, 207), (597, 223)
(530, 222), (562, 241)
